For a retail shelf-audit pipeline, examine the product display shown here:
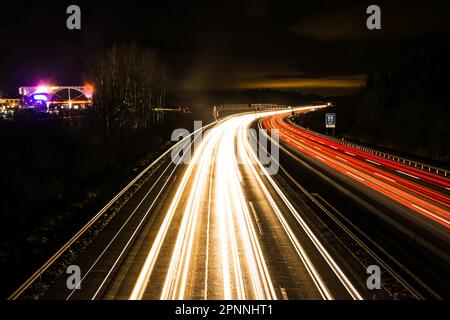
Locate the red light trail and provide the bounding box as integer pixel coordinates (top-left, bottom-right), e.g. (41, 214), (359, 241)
(263, 112), (450, 228)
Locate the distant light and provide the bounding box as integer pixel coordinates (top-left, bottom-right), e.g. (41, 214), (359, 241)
(327, 102), (332, 106)
(32, 94), (48, 101)
(35, 86), (50, 94)
(84, 84), (94, 98)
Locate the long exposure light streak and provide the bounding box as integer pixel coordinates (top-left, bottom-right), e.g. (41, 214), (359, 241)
(129, 106), (364, 300)
(263, 114), (450, 228)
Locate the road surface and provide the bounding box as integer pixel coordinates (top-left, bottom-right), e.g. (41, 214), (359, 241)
(261, 111), (450, 298)
(9, 107), (450, 300)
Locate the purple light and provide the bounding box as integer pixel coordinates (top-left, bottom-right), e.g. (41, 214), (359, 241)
(32, 94), (49, 101)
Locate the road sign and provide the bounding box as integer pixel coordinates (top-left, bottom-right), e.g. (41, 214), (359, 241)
(325, 113), (336, 128)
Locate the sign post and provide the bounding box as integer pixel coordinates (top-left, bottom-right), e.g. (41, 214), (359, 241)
(325, 113), (336, 135)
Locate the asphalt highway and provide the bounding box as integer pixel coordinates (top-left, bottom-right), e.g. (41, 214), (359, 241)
(9, 107), (449, 300)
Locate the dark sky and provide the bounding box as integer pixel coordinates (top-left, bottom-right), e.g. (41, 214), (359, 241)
(1, 0), (450, 96)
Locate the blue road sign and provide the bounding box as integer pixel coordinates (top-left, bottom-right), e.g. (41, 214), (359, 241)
(325, 113), (336, 128)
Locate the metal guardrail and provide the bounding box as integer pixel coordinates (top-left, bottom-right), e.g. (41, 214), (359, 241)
(218, 104), (289, 110)
(8, 122), (216, 300)
(288, 118), (450, 178)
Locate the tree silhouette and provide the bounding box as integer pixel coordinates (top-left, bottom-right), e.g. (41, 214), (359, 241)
(86, 43), (167, 138)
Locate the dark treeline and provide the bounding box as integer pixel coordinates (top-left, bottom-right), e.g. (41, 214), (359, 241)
(297, 42), (450, 164)
(0, 44), (206, 298)
(168, 88), (323, 108)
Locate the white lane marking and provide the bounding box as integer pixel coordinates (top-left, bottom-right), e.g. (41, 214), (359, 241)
(11, 119), (220, 301)
(238, 170), (244, 184)
(246, 129), (334, 300)
(366, 159), (380, 166)
(346, 171), (365, 182)
(411, 204), (450, 225)
(204, 139), (218, 300)
(312, 193), (341, 214)
(446, 187), (450, 191)
(71, 135), (201, 300)
(330, 146), (338, 150)
(396, 170), (420, 180)
(280, 287), (289, 300)
(310, 192), (427, 299)
(345, 151), (356, 156)
(251, 127), (363, 300)
(373, 172), (396, 183)
(314, 146), (322, 151)
(249, 201), (264, 236)
(336, 156), (348, 163)
(315, 155), (326, 162)
(130, 128), (216, 300)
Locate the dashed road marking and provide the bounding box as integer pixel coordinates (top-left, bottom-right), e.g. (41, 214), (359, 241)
(411, 204), (449, 225)
(345, 151), (356, 156)
(396, 170), (420, 180)
(366, 159), (381, 166)
(346, 171), (365, 182)
(336, 156), (348, 162)
(315, 155), (326, 162)
(248, 201), (264, 236)
(373, 172), (396, 183)
(280, 287), (289, 300)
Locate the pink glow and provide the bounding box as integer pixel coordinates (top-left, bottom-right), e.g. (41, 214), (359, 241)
(35, 85), (51, 94)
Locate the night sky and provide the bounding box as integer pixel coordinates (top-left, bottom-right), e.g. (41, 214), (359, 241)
(1, 0), (450, 96)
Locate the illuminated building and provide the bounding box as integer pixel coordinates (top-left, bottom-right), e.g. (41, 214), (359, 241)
(0, 98), (20, 109)
(19, 85), (93, 111)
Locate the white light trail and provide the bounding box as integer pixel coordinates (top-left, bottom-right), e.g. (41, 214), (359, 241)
(129, 105), (345, 300)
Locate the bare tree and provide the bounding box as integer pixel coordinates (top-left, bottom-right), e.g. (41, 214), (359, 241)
(86, 43), (167, 136)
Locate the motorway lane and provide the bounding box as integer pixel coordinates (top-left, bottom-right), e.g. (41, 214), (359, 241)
(291, 119), (450, 199)
(127, 111), (362, 300)
(41, 128), (201, 299)
(263, 113), (450, 229)
(285, 113), (450, 191)
(268, 138), (449, 298)
(16, 107), (447, 300)
(260, 112), (450, 298)
(30, 108), (375, 300)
